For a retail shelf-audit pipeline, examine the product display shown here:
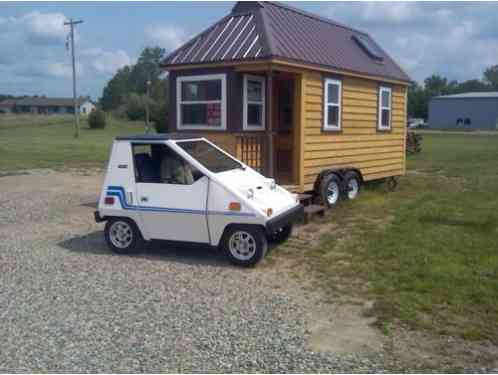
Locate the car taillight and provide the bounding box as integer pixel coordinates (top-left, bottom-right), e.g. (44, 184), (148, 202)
(104, 196), (115, 205)
(266, 208), (273, 217)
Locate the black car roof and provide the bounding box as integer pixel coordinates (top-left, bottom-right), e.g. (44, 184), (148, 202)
(115, 133), (202, 141)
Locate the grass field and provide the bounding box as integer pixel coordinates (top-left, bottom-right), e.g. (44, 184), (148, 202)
(0, 114), (147, 171)
(276, 133), (498, 343)
(1, 116), (497, 343)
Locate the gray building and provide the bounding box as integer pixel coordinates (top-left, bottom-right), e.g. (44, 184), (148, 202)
(429, 92), (498, 130)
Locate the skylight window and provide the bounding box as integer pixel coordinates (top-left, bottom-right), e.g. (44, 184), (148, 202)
(352, 34), (384, 62)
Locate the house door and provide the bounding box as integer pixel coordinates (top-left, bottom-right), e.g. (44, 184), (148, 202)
(274, 76), (295, 185)
(132, 143), (210, 243)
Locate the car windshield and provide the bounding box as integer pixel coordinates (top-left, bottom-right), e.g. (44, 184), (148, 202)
(177, 140), (243, 173)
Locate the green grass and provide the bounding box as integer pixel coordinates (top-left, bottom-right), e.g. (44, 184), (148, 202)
(0, 114), (148, 171)
(278, 134), (498, 342)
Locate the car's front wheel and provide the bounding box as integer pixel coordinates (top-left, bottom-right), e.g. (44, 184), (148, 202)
(222, 225), (268, 267)
(105, 217), (144, 254)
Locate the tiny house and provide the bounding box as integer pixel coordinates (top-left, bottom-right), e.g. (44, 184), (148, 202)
(161, 1), (411, 200)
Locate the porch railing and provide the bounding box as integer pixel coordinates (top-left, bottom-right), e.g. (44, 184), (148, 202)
(235, 134), (268, 174)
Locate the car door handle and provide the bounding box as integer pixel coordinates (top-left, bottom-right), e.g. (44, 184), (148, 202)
(140, 196), (149, 202)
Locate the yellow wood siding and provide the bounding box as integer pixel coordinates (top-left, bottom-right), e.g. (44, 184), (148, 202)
(302, 73), (407, 191)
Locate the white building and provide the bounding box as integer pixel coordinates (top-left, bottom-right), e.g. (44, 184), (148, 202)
(80, 100), (96, 115)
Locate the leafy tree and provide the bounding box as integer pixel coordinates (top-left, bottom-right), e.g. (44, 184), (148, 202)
(100, 66), (132, 111)
(424, 75), (450, 96)
(151, 102), (169, 133)
(129, 47), (166, 95)
(125, 93), (154, 121)
(407, 82), (428, 119)
(483, 65), (498, 90)
(99, 46), (169, 121)
(455, 79), (490, 93)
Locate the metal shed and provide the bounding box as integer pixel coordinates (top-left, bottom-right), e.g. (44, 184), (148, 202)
(429, 92), (498, 130)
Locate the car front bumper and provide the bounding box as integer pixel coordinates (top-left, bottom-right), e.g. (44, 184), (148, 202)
(94, 211), (107, 223)
(265, 204), (304, 234)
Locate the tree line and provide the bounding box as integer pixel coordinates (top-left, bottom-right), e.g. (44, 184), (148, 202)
(408, 65), (498, 119)
(99, 46), (169, 132)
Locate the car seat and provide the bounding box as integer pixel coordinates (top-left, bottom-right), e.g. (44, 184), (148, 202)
(134, 153), (160, 183)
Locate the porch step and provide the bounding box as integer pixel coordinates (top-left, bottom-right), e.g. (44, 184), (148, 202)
(303, 204), (326, 224)
(298, 193), (313, 206)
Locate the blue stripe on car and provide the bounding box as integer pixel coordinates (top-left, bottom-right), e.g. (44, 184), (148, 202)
(106, 186), (255, 217)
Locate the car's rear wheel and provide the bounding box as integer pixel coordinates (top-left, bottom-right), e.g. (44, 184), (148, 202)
(344, 171), (361, 200)
(222, 225), (267, 267)
(105, 217), (143, 254)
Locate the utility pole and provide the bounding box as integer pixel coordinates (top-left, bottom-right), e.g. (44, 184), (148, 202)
(145, 78), (151, 133)
(64, 18), (83, 138)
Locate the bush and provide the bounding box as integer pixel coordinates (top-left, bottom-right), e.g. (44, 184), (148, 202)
(125, 93), (155, 121)
(151, 102), (169, 133)
(88, 109), (107, 129)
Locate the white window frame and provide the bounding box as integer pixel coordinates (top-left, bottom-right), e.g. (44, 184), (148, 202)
(378, 86), (392, 131)
(323, 78), (342, 131)
(177, 74), (227, 131)
(243, 74), (266, 131)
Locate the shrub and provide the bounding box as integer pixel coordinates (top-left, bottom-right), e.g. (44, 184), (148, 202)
(88, 109), (107, 129)
(151, 102), (169, 133)
(125, 93), (156, 121)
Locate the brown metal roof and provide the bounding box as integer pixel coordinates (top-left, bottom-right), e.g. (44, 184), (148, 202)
(0, 99), (16, 108)
(165, 12), (265, 66)
(161, 1), (411, 83)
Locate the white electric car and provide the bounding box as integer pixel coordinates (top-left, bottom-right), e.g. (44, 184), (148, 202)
(95, 134), (303, 266)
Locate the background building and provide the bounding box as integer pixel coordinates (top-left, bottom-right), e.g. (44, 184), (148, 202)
(0, 97), (95, 115)
(429, 92), (498, 130)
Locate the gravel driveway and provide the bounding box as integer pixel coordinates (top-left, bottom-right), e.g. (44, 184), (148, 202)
(0, 169), (387, 373)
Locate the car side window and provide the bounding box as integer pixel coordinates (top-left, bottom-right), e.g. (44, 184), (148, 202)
(132, 144), (203, 185)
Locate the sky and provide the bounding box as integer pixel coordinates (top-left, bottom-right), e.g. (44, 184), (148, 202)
(1, 1), (498, 100)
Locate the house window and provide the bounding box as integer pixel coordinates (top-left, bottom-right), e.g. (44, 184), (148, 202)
(177, 74), (226, 130)
(243, 74), (265, 130)
(323, 78), (342, 131)
(378, 86), (392, 131)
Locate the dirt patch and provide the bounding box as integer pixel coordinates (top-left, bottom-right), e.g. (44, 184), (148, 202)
(308, 301), (386, 355)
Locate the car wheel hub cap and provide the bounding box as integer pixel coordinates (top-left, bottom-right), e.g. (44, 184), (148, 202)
(327, 181), (339, 205)
(110, 221), (133, 249)
(347, 179), (359, 199)
(229, 231), (256, 261)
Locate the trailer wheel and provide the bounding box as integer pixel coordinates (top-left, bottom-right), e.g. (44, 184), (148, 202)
(270, 224), (293, 244)
(222, 225), (268, 267)
(320, 173), (342, 207)
(344, 171), (361, 200)
(105, 217), (144, 254)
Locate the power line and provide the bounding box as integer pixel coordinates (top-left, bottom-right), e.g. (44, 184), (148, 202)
(64, 18), (83, 138)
